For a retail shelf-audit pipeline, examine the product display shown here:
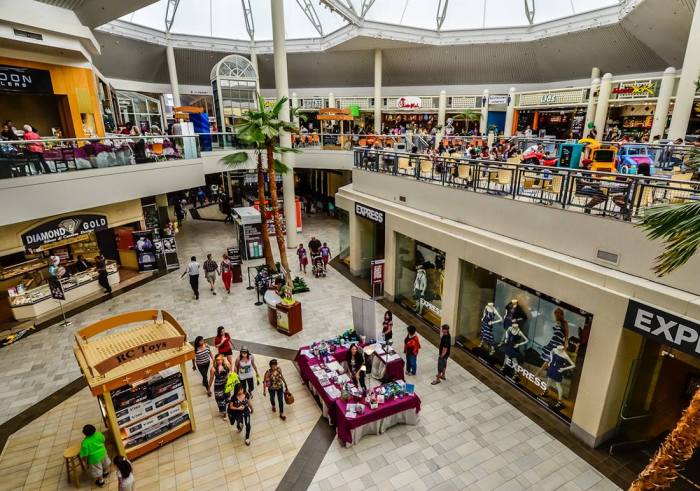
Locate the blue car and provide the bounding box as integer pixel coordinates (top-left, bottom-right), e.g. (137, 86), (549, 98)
(616, 145), (655, 175)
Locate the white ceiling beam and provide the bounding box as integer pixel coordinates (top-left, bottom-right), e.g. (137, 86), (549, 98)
(297, 0), (325, 36)
(164, 0), (180, 33)
(241, 0), (254, 40)
(360, 0), (375, 19)
(437, 0), (448, 30)
(524, 0), (535, 25)
(319, 0), (361, 23)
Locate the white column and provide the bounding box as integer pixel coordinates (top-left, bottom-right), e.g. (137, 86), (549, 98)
(583, 78), (600, 138)
(480, 89), (489, 135)
(669, 1), (700, 140)
(271, 0), (297, 247)
(250, 47), (260, 93)
(651, 67), (677, 139)
(165, 41), (181, 107)
(591, 67), (600, 81)
(593, 73), (613, 140)
(435, 90), (447, 148)
(504, 87), (516, 137)
(291, 92), (299, 126)
(328, 92), (335, 108)
(373, 49), (382, 134)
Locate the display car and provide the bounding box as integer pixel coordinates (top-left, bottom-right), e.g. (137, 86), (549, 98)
(616, 144), (655, 175)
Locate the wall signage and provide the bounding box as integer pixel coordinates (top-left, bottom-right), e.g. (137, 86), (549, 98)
(624, 300), (700, 358)
(612, 81), (657, 98)
(355, 203), (385, 224)
(488, 95), (509, 105)
(397, 96), (422, 109)
(94, 336), (186, 374)
(302, 98), (324, 109)
(540, 94), (557, 104)
(0, 65), (53, 94)
(22, 215), (108, 248)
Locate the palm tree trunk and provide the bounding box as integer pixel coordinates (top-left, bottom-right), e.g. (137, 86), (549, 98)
(256, 152), (275, 270)
(265, 143), (291, 280)
(629, 387), (700, 490)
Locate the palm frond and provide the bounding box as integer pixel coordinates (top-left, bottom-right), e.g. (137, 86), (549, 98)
(687, 146), (700, 171)
(270, 97), (288, 118)
(221, 152), (250, 168)
(639, 201), (700, 276)
(273, 158), (290, 174)
(274, 145), (301, 154)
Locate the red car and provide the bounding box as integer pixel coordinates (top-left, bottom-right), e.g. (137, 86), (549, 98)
(521, 151), (557, 166)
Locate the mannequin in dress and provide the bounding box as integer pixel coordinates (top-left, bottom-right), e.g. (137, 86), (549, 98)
(499, 322), (528, 373)
(479, 303), (503, 355)
(540, 345), (575, 408)
(503, 299), (527, 331)
(536, 308), (569, 376)
(413, 266), (427, 314)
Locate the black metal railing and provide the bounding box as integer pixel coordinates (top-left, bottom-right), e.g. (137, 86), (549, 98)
(354, 148), (700, 222)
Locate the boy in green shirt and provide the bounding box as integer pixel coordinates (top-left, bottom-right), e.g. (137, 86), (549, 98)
(80, 424), (111, 487)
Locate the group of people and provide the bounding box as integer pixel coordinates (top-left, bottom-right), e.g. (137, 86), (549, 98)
(181, 253), (235, 299)
(296, 236), (332, 274)
(192, 326), (290, 446)
(1, 120), (53, 174)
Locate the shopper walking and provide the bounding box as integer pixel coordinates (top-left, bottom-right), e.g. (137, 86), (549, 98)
(192, 336), (214, 394)
(296, 244), (308, 274)
(94, 253), (112, 295)
(262, 359), (288, 421)
(320, 242), (331, 271)
(403, 325), (421, 376)
(382, 310), (393, 345)
(203, 254), (219, 295)
(235, 347), (259, 396)
(181, 256), (200, 299)
(220, 253), (233, 294)
(113, 455), (135, 491)
(227, 382), (253, 446)
(432, 324), (451, 385)
(214, 326), (235, 368)
(208, 354), (231, 419)
(80, 424), (110, 488)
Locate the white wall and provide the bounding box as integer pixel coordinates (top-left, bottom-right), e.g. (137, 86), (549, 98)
(201, 149), (354, 176)
(0, 159), (205, 227)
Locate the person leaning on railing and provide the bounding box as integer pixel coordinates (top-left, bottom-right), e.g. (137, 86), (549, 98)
(22, 125), (51, 174)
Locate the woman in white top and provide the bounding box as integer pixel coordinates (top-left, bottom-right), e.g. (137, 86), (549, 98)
(235, 347), (259, 397)
(114, 455), (134, 491)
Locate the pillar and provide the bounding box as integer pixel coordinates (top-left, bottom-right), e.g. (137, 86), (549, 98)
(583, 78), (600, 138)
(328, 92), (335, 108)
(250, 47), (260, 93)
(593, 73), (613, 140)
(435, 90), (447, 149)
(650, 67), (677, 140)
(480, 89), (489, 135)
(291, 92), (300, 126)
(165, 41), (181, 108)
(271, 0), (297, 248)
(504, 87), (516, 137)
(668, 0), (700, 140)
(374, 49), (382, 134)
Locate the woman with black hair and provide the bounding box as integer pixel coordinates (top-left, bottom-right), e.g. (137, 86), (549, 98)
(382, 311), (393, 345)
(345, 343), (367, 391)
(227, 382), (253, 446)
(114, 455), (135, 491)
(192, 336), (214, 394)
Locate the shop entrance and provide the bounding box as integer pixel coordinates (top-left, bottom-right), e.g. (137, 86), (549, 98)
(613, 339), (700, 486)
(0, 93), (68, 137)
(355, 214), (384, 279)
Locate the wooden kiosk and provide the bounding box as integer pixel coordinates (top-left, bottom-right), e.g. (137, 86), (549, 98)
(73, 310), (196, 460)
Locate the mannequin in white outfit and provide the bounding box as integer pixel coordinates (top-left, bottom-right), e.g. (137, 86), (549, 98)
(413, 266), (427, 314)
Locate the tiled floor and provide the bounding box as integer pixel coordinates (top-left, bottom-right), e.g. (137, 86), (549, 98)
(0, 213), (621, 490)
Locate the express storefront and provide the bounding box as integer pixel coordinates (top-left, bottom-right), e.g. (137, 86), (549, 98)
(0, 58), (105, 138)
(515, 89), (588, 139)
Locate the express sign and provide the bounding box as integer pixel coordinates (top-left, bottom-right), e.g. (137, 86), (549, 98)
(624, 300), (700, 359)
(355, 203), (385, 224)
(22, 214), (108, 248)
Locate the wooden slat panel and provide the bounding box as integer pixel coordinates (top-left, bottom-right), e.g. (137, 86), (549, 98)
(77, 310), (159, 340)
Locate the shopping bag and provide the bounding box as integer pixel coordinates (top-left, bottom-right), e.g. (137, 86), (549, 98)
(284, 390), (295, 405)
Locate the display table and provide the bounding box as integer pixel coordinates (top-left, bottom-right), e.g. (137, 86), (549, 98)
(370, 347), (405, 382)
(335, 394), (420, 446)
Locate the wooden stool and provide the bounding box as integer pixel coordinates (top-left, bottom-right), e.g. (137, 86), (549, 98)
(63, 443), (85, 488)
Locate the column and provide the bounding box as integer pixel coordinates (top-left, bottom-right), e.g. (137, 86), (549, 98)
(435, 90), (447, 148)
(165, 41), (181, 107)
(668, 0), (700, 140)
(271, 0), (297, 248)
(250, 47), (260, 93)
(583, 78), (600, 138)
(650, 67), (676, 139)
(374, 49), (382, 134)
(593, 73), (613, 140)
(291, 92), (300, 126)
(480, 89), (489, 135)
(328, 92), (335, 108)
(504, 87), (516, 137)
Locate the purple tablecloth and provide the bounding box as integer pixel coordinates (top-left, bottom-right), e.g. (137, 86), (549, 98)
(373, 352), (405, 381)
(335, 394), (421, 445)
(294, 347), (343, 424)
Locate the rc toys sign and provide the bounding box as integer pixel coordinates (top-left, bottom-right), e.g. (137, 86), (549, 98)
(94, 336), (186, 374)
(22, 214), (108, 248)
(624, 300), (700, 359)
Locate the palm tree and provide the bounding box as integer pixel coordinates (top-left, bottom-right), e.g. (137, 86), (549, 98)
(223, 95), (300, 279)
(455, 109), (481, 134)
(631, 147), (700, 489)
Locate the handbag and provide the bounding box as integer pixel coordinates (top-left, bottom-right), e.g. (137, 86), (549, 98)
(284, 389), (295, 405)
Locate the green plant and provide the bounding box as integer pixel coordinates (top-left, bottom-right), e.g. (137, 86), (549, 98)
(455, 109), (481, 133)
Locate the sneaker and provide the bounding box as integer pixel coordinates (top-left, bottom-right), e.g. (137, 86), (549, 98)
(212, 291), (217, 295)
(245, 439), (251, 446)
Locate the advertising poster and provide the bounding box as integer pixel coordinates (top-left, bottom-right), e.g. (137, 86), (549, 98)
(133, 231), (157, 271)
(48, 277), (65, 300)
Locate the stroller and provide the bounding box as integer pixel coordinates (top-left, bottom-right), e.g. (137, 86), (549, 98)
(311, 253), (326, 278)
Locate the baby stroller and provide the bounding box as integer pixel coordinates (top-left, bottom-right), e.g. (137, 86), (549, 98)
(311, 253), (326, 278)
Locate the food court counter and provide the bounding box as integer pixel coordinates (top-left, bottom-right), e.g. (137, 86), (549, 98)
(8, 261), (119, 320)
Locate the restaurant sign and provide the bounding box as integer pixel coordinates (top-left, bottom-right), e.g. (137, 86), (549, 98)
(0, 65), (53, 94)
(397, 96), (422, 109)
(612, 81), (657, 98)
(488, 95), (509, 105)
(94, 336), (186, 373)
(302, 98), (324, 109)
(22, 214), (108, 248)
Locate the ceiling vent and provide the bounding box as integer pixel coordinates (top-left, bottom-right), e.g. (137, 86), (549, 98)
(14, 29), (43, 41)
(596, 249), (619, 265)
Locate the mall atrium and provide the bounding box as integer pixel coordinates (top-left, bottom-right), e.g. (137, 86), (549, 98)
(1, 0), (700, 490)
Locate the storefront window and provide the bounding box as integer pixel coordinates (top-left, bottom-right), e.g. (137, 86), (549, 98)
(338, 209), (349, 265)
(456, 260), (592, 420)
(394, 233), (445, 329)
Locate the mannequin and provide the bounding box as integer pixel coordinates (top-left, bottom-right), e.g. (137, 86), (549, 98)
(538, 308), (569, 372)
(540, 345), (575, 409)
(413, 266), (427, 314)
(479, 303), (502, 355)
(499, 323), (528, 378)
(503, 299), (526, 330)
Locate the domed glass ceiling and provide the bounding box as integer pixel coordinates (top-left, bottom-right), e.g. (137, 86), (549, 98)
(118, 0), (621, 41)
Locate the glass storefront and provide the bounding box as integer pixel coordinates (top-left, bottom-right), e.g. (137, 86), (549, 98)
(338, 209), (350, 267)
(116, 91), (164, 131)
(456, 260), (592, 420)
(394, 233), (445, 329)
